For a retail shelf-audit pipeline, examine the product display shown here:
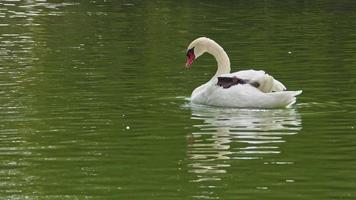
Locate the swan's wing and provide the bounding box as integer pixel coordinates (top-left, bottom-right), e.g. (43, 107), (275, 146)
(217, 76), (249, 89)
(219, 69), (286, 93)
(272, 79), (287, 92)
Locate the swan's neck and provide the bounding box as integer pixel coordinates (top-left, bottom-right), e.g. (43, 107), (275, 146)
(206, 41), (231, 77)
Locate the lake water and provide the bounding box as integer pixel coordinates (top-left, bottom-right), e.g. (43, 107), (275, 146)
(1, 0), (356, 199)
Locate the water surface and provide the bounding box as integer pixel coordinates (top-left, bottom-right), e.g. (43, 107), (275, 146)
(1, 0), (356, 199)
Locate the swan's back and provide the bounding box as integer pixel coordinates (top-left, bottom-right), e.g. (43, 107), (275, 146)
(220, 70), (286, 93)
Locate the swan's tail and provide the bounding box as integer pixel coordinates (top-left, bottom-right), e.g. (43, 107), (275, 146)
(268, 90), (302, 108)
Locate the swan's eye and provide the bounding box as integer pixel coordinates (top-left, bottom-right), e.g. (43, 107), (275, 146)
(186, 47), (195, 57)
(185, 47), (195, 67)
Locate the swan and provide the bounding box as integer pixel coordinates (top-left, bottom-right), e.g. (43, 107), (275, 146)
(185, 37), (302, 109)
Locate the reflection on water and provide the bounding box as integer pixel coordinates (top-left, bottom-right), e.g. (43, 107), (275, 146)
(185, 103), (302, 199)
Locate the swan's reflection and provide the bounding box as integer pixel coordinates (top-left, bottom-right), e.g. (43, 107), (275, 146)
(185, 103), (302, 198)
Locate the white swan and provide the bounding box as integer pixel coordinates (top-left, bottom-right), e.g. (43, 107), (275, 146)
(185, 37), (302, 109)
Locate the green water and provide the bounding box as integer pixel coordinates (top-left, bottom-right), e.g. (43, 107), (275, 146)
(1, 0), (356, 199)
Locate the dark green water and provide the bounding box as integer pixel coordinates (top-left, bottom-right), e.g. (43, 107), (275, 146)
(1, 0), (356, 199)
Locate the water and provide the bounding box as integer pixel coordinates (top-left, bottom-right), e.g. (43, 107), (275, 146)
(1, 0), (356, 199)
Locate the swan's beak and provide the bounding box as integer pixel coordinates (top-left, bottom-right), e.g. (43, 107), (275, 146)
(185, 57), (194, 68)
(186, 48), (195, 68)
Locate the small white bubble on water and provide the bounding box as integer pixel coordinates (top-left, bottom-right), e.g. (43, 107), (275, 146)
(288, 51), (292, 54)
(126, 126), (130, 130)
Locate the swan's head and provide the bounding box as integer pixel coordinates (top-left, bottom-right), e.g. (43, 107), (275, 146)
(185, 37), (211, 68)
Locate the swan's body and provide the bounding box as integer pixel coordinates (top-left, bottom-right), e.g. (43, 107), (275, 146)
(185, 37), (302, 108)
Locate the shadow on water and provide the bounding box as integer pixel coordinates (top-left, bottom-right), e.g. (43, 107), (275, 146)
(183, 103), (302, 199)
